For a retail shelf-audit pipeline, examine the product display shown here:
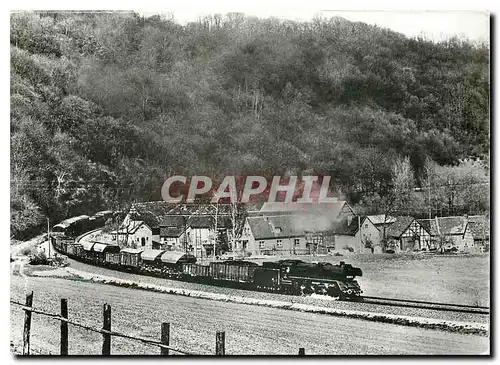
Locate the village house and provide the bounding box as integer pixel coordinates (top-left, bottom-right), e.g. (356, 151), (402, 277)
(240, 215), (308, 256)
(419, 216), (475, 252)
(159, 215), (189, 251)
(114, 202), (234, 256)
(384, 216), (431, 253)
(158, 203), (233, 257)
(113, 201), (179, 249)
(319, 216), (382, 254)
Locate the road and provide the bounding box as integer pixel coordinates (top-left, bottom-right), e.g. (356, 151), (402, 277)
(11, 274), (489, 355)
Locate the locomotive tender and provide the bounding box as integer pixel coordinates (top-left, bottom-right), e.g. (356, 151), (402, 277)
(51, 216), (363, 299)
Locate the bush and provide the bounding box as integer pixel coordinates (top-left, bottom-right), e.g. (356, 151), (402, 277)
(29, 251), (49, 265)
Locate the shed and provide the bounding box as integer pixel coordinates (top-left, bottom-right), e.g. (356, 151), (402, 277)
(141, 249), (165, 262)
(160, 251), (196, 264)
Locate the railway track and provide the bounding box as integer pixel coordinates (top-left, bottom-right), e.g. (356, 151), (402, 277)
(360, 295), (489, 315)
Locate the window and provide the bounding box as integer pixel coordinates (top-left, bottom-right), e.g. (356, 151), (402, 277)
(277, 240), (283, 248)
(294, 238), (300, 245)
(259, 241), (265, 249)
(146, 237), (149, 241)
(364, 224), (368, 228)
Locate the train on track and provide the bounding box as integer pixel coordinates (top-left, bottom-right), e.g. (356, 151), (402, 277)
(50, 215), (363, 299)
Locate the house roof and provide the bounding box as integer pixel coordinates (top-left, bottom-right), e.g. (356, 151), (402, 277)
(259, 202), (351, 219)
(385, 216), (415, 238)
(367, 214), (397, 225)
(467, 215), (490, 239)
(118, 220), (146, 234)
(159, 210), (232, 230)
(160, 226), (186, 238)
(247, 215), (305, 240)
(160, 216), (187, 227)
(419, 217), (468, 236)
(167, 203), (232, 216)
(128, 201), (178, 228)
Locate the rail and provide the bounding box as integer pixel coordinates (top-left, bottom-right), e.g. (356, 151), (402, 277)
(11, 291), (307, 356)
(361, 295), (489, 315)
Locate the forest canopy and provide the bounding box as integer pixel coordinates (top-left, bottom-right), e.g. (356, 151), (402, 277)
(10, 11), (490, 238)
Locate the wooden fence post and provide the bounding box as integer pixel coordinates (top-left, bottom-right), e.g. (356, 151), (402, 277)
(215, 331), (225, 356)
(102, 304), (111, 355)
(160, 322), (170, 355)
(22, 291), (33, 355)
(298, 347), (305, 355)
(60, 299), (68, 355)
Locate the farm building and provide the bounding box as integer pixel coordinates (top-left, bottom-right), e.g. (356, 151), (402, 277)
(384, 216), (431, 253)
(419, 216), (474, 252)
(240, 215), (308, 256)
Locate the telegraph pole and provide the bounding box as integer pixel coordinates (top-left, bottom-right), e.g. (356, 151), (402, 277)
(213, 204), (218, 260)
(47, 218), (51, 258)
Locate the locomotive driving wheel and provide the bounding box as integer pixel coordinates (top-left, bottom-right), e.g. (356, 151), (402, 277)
(327, 282), (342, 299)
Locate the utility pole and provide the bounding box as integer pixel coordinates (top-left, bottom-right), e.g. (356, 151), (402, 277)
(213, 204), (218, 260)
(428, 179), (432, 221)
(358, 215), (361, 252)
(47, 218), (50, 258)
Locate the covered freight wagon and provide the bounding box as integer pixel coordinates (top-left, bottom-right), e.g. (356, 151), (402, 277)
(93, 243), (120, 264)
(120, 248), (144, 267)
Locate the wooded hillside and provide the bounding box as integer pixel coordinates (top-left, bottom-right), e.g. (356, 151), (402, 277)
(10, 11), (490, 238)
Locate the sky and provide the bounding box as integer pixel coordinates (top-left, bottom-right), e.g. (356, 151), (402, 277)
(136, 9), (490, 43)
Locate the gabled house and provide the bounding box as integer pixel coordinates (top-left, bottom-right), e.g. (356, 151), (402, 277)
(419, 216), (474, 252)
(159, 215), (189, 251)
(114, 201), (178, 248)
(240, 215), (308, 256)
(385, 216), (431, 253)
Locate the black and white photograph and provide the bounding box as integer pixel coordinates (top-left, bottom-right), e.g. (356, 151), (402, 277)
(9, 6), (490, 356)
